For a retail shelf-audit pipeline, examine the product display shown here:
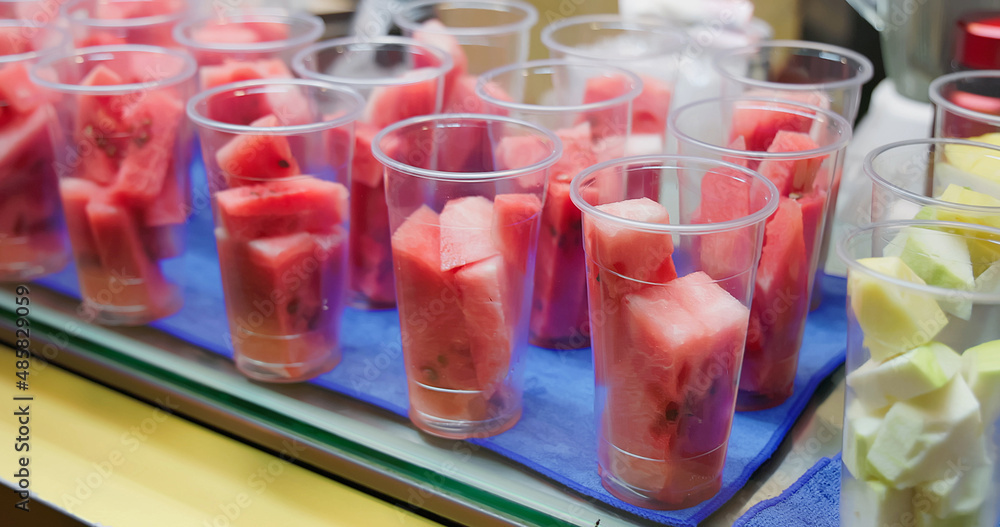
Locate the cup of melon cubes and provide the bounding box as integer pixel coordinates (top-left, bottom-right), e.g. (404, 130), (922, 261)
(173, 9), (324, 90)
(930, 71), (1000, 140)
(476, 59), (641, 350)
(31, 44), (197, 324)
(373, 114), (560, 439)
(0, 21), (71, 282)
(62, 0), (190, 48)
(188, 78), (364, 383)
(571, 155), (779, 510)
(838, 220), (1000, 527)
(670, 96), (852, 411)
(292, 36), (452, 310)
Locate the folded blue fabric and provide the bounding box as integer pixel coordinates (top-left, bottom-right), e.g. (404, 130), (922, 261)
(36, 161), (848, 525)
(733, 455), (841, 527)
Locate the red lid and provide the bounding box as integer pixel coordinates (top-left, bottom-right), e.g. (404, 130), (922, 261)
(955, 12), (1000, 70)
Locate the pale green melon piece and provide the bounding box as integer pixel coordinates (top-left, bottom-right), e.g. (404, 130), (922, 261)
(847, 342), (962, 410)
(849, 257), (949, 362)
(942, 133), (1000, 190)
(931, 161), (1000, 203)
(840, 477), (915, 527)
(962, 339), (1000, 425)
(843, 400), (887, 481)
(885, 227), (975, 319)
(915, 457), (992, 520)
(867, 376), (985, 488)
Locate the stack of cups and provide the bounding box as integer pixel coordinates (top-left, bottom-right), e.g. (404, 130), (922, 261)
(670, 96), (851, 410)
(292, 37), (452, 309)
(0, 21), (71, 281)
(476, 59), (640, 350)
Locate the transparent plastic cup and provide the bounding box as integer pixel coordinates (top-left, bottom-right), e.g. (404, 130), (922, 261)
(292, 36), (451, 310)
(930, 70), (1000, 140)
(31, 44), (196, 325)
(187, 79), (364, 383)
(476, 59), (640, 350)
(571, 155), (779, 510)
(838, 220), (1000, 527)
(393, 0), (536, 112)
(540, 14), (688, 154)
(173, 9), (323, 88)
(62, 0), (190, 48)
(1, 0), (65, 24)
(373, 114), (560, 439)
(669, 96), (852, 411)
(868, 139), (1000, 226)
(0, 22), (71, 282)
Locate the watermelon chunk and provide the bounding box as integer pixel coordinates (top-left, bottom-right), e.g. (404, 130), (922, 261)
(694, 167), (756, 293)
(191, 24), (261, 45)
(756, 131), (825, 196)
(110, 90), (184, 204)
(141, 165), (188, 227)
(59, 178), (103, 269)
(351, 122), (383, 188)
(0, 63), (45, 115)
(585, 197), (677, 285)
(75, 65), (131, 185)
(215, 114), (300, 185)
(348, 123), (395, 307)
(0, 105), (55, 182)
(0, 26), (30, 55)
(491, 193), (542, 275)
(215, 177), (348, 240)
(797, 190), (827, 265)
(200, 58), (292, 89)
(550, 122), (598, 185)
(583, 73), (670, 138)
(439, 196), (499, 271)
(445, 74), (510, 113)
(412, 19), (467, 92)
(456, 255), (513, 390)
(363, 71), (440, 130)
(731, 101), (814, 152)
(740, 197), (810, 408)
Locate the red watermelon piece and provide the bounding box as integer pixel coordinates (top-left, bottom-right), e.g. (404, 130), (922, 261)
(363, 71), (440, 130)
(456, 255), (513, 391)
(0, 63), (45, 115)
(439, 196), (499, 271)
(191, 24), (261, 45)
(550, 122), (598, 185)
(694, 167), (756, 293)
(582, 74), (633, 139)
(757, 131), (825, 196)
(730, 101), (813, 152)
(141, 165), (188, 227)
(491, 193), (542, 275)
(797, 190), (827, 266)
(0, 105), (54, 180)
(215, 114), (300, 185)
(585, 197), (677, 285)
(215, 177), (348, 240)
(347, 122), (395, 307)
(0, 26), (30, 55)
(75, 65), (131, 185)
(111, 90), (184, 204)
(412, 18), (467, 92)
(59, 178), (103, 269)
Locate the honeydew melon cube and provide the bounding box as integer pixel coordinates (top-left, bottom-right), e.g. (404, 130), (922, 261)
(915, 458), (992, 520)
(931, 161), (1000, 204)
(849, 257), (949, 362)
(840, 477), (915, 527)
(848, 342), (963, 410)
(867, 376), (985, 488)
(941, 134), (1000, 192)
(884, 227), (975, 320)
(962, 339), (1000, 425)
(844, 400), (887, 480)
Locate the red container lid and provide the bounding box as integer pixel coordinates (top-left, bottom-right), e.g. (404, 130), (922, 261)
(955, 12), (1000, 70)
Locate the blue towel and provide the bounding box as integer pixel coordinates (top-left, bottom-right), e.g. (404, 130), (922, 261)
(36, 160), (848, 526)
(733, 455), (841, 527)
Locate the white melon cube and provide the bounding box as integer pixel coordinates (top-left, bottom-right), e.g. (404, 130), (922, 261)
(915, 459), (992, 520)
(847, 342), (962, 410)
(840, 477), (915, 527)
(844, 400), (886, 480)
(884, 227), (975, 320)
(962, 339), (1000, 426)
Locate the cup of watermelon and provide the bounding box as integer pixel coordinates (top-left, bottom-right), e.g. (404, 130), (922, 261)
(540, 14), (688, 155)
(570, 155), (779, 509)
(0, 21), (71, 282)
(837, 220), (1000, 527)
(476, 59), (641, 350)
(372, 114), (561, 439)
(173, 9), (323, 90)
(187, 78), (365, 383)
(669, 96), (852, 411)
(292, 36), (452, 310)
(61, 0), (190, 48)
(31, 44), (197, 325)
(930, 71), (1000, 140)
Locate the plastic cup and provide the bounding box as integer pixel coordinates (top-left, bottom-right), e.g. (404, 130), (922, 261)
(867, 139), (1000, 226)
(838, 220), (1000, 527)
(669, 96), (852, 411)
(0, 21), (71, 282)
(292, 36), (452, 310)
(393, 0), (536, 112)
(571, 155), (779, 510)
(31, 44), (196, 325)
(173, 9), (323, 87)
(475, 59), (640, 350)
(373, 113), (560, 439)
(930, 70), (1000, 140)
(187, 78), (364, 383)
(62, 0), (190, 48)
(540, 14), (688, 154)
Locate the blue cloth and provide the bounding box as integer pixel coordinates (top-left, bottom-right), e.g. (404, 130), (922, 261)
(733, 455), (841, 527)
(36, 160), (849, 526)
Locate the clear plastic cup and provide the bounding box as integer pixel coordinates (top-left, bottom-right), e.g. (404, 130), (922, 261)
(373, 113), (560, 439)
(930, 70), (1000, 140)
(838, 220), (1000, 527)
(393, 0), (536, 112)
(31, 44), (196, 325)
(0, 21), (71, 282)
(475, 59), (640, 350)
(669, 96), (852, 411)
(540, 14), (688, 154)
(571, 155), (779, 510)
(173, 9), (323, 89)
(292, 36), (452, 310)
(187, 78), (364, 383)
(1, 0), (65, 24)
(867, 139), (1000, 226)
(62, 0), (190, 48)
